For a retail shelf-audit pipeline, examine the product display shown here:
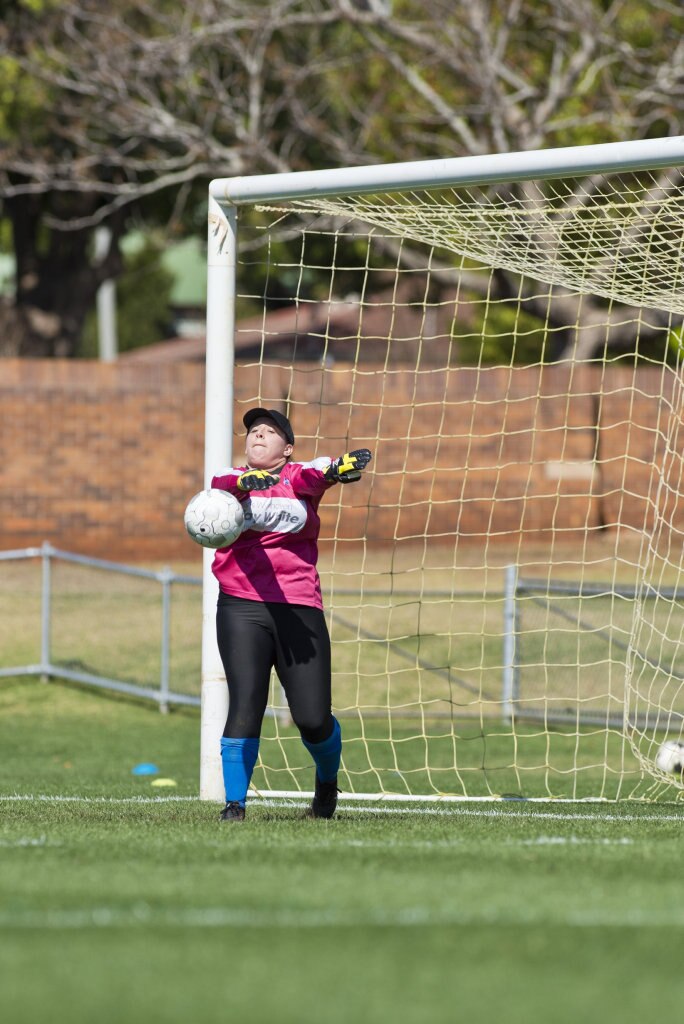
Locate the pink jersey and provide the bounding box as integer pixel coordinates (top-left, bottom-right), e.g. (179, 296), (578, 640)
(211, 458), (335, 609)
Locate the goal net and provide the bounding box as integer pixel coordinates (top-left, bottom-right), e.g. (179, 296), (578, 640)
(204, 139), (684, 802)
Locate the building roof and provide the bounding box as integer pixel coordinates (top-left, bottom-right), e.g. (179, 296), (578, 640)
(120, 282), (463, 365)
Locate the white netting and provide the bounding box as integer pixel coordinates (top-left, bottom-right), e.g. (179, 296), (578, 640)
(288, 168), (684, 314)
(227, 163), (684, 801)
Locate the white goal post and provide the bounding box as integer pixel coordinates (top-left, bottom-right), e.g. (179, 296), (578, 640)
(202, 136), (684, 803)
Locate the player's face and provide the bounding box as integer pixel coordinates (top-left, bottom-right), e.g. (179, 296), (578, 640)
(245, 418), (293, 470)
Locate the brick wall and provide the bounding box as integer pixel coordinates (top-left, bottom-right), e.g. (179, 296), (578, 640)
(0, 358), (679, 560)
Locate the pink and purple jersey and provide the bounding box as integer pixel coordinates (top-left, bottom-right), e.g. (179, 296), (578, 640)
(211, 458), (335, 609)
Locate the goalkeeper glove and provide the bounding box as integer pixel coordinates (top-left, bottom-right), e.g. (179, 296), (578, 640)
(237, 469), (280, 491)
(324, 449), (372, 484)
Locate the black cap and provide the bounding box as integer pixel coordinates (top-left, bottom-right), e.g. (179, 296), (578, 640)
(243, 407), (295, 446)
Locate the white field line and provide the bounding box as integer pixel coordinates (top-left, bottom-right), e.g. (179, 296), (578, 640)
(517, 836), (633, 846)
(0, 834), (635, 852)
(0, 792), (683, 822)
(0, 791), (617, 805)
(0, 902), (682, 931)
(0, 835), (59, 848)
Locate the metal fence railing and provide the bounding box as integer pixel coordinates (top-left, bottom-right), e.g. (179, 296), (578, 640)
(0, 542), (202, 711)
(502, 568), (684, 731)
(8, 544), (677, 731)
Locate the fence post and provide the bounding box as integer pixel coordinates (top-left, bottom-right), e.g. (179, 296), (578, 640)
(40, 541), (52, 683)
(502, 564), (519, 723)
(278, 683), (293, 728)
(159, 567), (173, 714)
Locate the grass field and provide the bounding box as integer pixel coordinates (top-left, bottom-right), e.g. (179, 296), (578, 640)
(4, 543), (680, 803)
(3, 675), (684, 1024)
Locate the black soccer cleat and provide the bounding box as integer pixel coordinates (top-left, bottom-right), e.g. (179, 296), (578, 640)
(219, 801), (246, 822)
(310, 775), (339, 819)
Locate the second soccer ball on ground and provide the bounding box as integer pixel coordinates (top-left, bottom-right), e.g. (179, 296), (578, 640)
(655, 740), (684, 776)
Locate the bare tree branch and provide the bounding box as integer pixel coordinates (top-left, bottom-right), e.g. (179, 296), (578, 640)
(1, 0), (682, 358)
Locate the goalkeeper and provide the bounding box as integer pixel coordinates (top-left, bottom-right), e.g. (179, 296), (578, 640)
(211, 407), (372, 823)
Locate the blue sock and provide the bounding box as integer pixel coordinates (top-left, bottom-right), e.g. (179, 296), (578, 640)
(301, 717), (342, 783)
(220, 737), (260, 807)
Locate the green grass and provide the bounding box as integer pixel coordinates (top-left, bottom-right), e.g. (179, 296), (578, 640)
(255, 713), (639, 800)
(3, 677), (684, 1024)
(4, 543), (672, 714)
(0, 552), (670, 802)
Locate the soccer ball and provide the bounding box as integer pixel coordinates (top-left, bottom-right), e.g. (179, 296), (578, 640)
(655, 740), (684, 776)
(184, 489), (244, 549)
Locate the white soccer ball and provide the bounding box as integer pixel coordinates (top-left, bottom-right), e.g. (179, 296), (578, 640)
(184, 489), (244, 549)
(655, 740), (684, 776)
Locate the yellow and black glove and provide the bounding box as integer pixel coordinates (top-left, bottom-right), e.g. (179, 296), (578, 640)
(324, 449), (372, 484)
(237, 469), (280, 491)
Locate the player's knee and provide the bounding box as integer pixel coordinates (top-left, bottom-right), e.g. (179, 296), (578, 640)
(296, 712), (335, 746)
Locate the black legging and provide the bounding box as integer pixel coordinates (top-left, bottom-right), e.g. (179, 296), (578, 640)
(216, 592), (333, 744)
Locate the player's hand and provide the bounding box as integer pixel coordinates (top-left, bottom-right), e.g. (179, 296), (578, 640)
(324, 449), (372, 484)
(237, 469), (280, 491)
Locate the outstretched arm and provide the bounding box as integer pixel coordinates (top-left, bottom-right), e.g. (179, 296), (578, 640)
(324, 449), (373, 484)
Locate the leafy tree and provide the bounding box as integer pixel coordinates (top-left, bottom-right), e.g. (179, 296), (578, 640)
(78, 239), (174, 356)
(1, 0), (683, 361)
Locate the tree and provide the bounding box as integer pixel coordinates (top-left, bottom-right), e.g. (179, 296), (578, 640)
(314, 0), (684, 362)
(1, 0), (683, 360)
(78, 238), (175, 356)
(0, 0), (352, 354)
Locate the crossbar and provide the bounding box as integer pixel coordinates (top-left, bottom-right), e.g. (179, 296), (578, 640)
(210, 136), (684, 206)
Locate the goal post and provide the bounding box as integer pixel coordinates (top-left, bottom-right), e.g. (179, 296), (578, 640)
(202, 136), (684, 803)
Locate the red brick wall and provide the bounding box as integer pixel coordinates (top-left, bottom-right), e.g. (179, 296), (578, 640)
(0, 358), (679, 560)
